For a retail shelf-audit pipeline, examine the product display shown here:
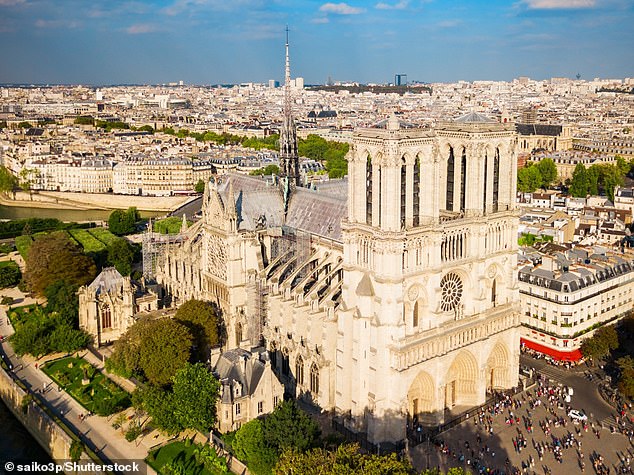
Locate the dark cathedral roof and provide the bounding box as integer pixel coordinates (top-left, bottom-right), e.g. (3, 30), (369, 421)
(516, 124), (563, 136)
(216, 174), (347, 241)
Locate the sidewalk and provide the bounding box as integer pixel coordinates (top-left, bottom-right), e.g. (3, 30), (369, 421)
(0, 306), (156, 475)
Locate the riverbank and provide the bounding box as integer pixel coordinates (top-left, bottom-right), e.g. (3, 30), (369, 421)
(1, 191), (194, 212)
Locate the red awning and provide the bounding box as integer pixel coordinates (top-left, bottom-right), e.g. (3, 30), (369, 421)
(521, 338), (583, 362)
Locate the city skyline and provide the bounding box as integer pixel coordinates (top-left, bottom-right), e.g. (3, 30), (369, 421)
(0, 0), (633, 86)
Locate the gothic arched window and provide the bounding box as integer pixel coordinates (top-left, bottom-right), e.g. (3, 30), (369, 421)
(493, 148), (500, 212)
(460, 147), (467, 211)
(101, 305), (112, 329)
(446, 147), (455, 210)
(282, 348), (290, 376)
(491, 279), (497, 306)
(366, 155), (372, 225)
(296, 355), (304, 386)
(235, 323), (243, 347)
(400, 157), (407, 228)
(483, 152), (488, 213)
(413, 301), (419, 328)
(310, 363), (320, 395)
(413, 157), (420, 226)
(269, 343), (277, 369)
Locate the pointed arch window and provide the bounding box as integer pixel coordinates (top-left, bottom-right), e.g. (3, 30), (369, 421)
(282, 348), (290, 376)
(446, 147), (455, 210)
(460, 148), (467, 211)
(413, 301), (419, 328)
(366, 155), (372, 225)
(310, 363), (320, 394)
(101, 305), (112, 329)
(491, 279), (497, 307)
(400, 157), (407, 228)
(413, 157), (420, 226)
(235, 323), (243, 347)
(269, 343), (277, 368)
(296, 355), (304, 386)
(493, 148), (500, 212)
(483, 152), (488, 213)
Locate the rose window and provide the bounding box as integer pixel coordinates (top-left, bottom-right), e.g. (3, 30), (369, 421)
(440, 273), (463, 312)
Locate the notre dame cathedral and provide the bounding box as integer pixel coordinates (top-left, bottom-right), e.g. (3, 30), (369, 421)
(80, 35), (521, 444)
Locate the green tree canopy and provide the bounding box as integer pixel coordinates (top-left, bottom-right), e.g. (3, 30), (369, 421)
(517, 165), (542, 193)
(108, 317), (193, 386)
(174, 299), (221, 360)
(44, 280), (80, 323)
(0, 261), (21, 288)
(536, 157), (558, 189)
(108, 207), (139, 236)
(250, 165), (280, 176)
(264, 400), (320, 454)
(569, 163), (589, 197)
(74, 116), (94, 125)
(25, 232), (97, 295)
(194, 179), (206, 193)
(580, 325), (619, 361)
(0, 166), (18, 196)
(274, 443), (413, 475)
(232, 419), (278, 475)
(106, 238), (136, 276)
(171, 363), (220, 432)
(133, 385), (181, 434)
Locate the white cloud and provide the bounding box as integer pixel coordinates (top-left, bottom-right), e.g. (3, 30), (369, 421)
(0, 0), (26, 6)
(319, 2), (365, 15)
(523, 0), (596, 9)
(35, 19), (80, 29)
(126, 23), (157, 34)
(437, 19), (462, 28)
(375, 0), (408, 10)
(163, 0), (258, 15)
(311, 17), (330, 23)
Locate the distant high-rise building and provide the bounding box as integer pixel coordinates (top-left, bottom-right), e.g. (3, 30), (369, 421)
(395, 74), (407, 86)
(268, 79), (280, 88)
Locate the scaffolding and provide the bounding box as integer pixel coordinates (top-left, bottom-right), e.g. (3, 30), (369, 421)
(142, 220), (185, 278)
(247, 275), (268, 344)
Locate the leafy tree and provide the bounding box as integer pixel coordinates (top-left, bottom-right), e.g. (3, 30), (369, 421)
(569, 163), (589, 197)
(44, 280), (79, 323)
(69, 440), (83, 462)
(600, 164), (624, 201)
(0, 166), (18, 196)
(74, 116), (94, 126)
(250, 165), (280, 176)
(264, 400), (320, 454)
(233, 419), (278, 475)
(25, 232), (96, 296)
(171, 363), (220, 432)
(18, 121), (33, 129)
(298, 135), (349, 179)
(106, 238), (135, 276)
(137, 125), (154, 134)
(517, 166), (542, 193)
(48, 323), (91, 353)
(135, 385), (182, 434)
(274, 443), (412, 475)
(194, 179), (206, 193)
(536, 157), (558, 189)
(580, 325), (619, 361)
(108, 207), (139, 236)
(0, 261), (21, 288)
(175, 299), (220, 360)
(586, 165), (600, 196)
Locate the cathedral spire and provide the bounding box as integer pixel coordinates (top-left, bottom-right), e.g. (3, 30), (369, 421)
(279, 26), (300, 188)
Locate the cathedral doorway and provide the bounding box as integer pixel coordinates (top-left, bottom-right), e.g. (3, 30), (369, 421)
(445, 351), (478, 409)
(485, 343), (510, 393)
(407, 371), (435, 425)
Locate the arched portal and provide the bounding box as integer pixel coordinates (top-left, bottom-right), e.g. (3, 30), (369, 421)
(407, 371), (435, 422)
(445, 351), (478, 408)
(486, 343), (510, 392)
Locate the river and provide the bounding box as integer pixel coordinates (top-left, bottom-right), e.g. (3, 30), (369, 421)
(0, 206), (165, 222)
(0, 398), (52, 472)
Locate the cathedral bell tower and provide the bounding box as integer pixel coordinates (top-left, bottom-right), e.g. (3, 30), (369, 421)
(337, 113), (521, 444)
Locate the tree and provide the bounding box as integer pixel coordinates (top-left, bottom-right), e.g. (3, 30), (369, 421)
(175, 299), (221, 360)
(600, 164), (624, 201)
(250, 165), (280, 176)
(25, 232), (96, 296)
(569, 163), (589, 197)
(107, 238), (135, 276)
(108, 207), (139, 236)
(517, 166), (542, 193)
(264, 400), (320, 454)
(74, 116), (94, 126)
(274, 443), (412, 475)
(586, 165), (600, 196)
(233, 419), (278, 475)
(0, 261), (21, 288)
(44, 280), (79, 323)
(134, 385), (182, 434)
(0, 166), (18, 197)
(536, 158), (558, 189)
(194, 179), (206, 193)
(171, 363), (220, 432)
(580, 325), (619, 361)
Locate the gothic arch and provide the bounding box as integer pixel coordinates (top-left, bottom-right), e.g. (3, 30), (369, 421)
(407, 370), (435, 418)
(445, 350), (478, 408)
(485, 342), (511, 391)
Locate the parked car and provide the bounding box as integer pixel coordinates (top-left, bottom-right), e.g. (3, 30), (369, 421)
(568, 409), (587, 421)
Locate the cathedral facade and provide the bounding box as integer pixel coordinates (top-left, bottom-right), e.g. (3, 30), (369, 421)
(154, 110), (521, 444)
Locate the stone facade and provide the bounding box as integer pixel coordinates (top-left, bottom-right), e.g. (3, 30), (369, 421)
(154, 111), (522, 444)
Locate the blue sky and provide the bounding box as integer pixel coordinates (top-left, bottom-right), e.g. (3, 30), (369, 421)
(0, 0), (632, 85)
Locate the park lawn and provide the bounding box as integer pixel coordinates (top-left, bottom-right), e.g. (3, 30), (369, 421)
(14, 235), (33, 259)
(68, 229), (106, 253)
(147, 441), (227, 475)
(42, 356), (130, 416)
(88, 228), (120, 246)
